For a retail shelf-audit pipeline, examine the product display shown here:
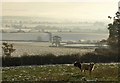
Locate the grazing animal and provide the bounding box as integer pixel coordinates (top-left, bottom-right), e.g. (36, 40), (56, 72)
(74, 61), (95, 75)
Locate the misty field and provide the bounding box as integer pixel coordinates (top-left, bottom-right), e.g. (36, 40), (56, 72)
(2, 42), (120, 82)
(6, 42), (93, 57)
(2, 63), (119, 82)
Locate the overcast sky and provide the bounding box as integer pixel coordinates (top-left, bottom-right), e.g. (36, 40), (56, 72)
(1, 0), (120, 22)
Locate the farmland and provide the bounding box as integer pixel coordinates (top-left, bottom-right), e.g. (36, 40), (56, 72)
(2, 63), (119, 82)
(2, 42), (93, 57)
(1, 42), (120, 82)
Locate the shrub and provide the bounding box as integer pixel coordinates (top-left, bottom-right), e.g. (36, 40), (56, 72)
(2, 52), (119, 67)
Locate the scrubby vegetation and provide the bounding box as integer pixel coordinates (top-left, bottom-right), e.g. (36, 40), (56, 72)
(107, 11), (120, 49)
(2, 52), (120, 67)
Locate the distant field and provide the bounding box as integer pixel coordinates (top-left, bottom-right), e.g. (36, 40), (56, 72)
(2, 42), (93, 57)
(2, 63), (119, 82)
(2, 32), (108, 41)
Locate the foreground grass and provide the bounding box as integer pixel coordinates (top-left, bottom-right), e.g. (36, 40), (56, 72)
(2, 63), (120, 82)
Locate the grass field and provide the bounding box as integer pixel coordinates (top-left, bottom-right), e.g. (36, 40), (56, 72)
(2, 42), (120, 82)
(2, 63), (120, 82)
(2, 42), (93, 57)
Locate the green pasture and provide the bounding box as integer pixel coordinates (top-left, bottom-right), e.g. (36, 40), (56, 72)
(2, 63), (120, 82)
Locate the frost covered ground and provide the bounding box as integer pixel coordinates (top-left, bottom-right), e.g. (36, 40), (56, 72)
(2, 42), (93, 57)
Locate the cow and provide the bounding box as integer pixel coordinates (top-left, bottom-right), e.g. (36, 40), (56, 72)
(74, 61), (95, 75)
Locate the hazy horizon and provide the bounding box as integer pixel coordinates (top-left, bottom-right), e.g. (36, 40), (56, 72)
(1, 0), (119, 22)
